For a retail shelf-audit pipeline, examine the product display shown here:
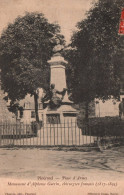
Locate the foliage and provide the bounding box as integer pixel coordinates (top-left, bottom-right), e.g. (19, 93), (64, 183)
(79, 116), (124, 137)
(64, 0), (124, 104)
(0, 12), (65, 121)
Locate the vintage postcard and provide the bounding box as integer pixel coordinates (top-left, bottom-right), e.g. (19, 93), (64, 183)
(0, 0), (124, 195)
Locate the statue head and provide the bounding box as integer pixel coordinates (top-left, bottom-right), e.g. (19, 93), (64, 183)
(53, 36), (64, 53)
(51, 83), (55, 89)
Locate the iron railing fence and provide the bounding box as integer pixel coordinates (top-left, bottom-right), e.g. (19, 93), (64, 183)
(0, 120), (123, 147)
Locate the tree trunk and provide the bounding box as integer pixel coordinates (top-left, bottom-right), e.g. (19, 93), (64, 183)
(34, 93), (39, 123)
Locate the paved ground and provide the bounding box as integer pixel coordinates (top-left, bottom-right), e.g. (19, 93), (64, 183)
(0, 146), (124, 181)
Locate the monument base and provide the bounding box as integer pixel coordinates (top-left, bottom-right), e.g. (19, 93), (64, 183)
(43, 104), (78, 124)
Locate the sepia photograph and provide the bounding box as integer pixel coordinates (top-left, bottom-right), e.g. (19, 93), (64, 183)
(0, 0), (124, 194)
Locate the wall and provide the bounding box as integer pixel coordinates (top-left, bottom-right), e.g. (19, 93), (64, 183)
(95, 99), (120, 117)
(20, 109), (43, 123)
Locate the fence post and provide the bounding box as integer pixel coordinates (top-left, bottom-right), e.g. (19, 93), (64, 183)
(43, 121), (45, 145)
(60, 120), (62, 146)
(75, 119), (77, 145)
(71, 119), (73, 145)
(64, 118), (66, 145)
(79, 125), (80, 145)
(68, 119), (69, 145)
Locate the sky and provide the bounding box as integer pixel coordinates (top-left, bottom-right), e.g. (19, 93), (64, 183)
(0, 0), (96, 43)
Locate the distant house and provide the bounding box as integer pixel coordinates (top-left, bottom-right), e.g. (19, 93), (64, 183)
(17, 91), (44, 123)
(95, 98), (120, 117)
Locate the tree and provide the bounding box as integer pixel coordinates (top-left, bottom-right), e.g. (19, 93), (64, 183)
(0, 12), (65, 122)
(64, 0), (124, 120)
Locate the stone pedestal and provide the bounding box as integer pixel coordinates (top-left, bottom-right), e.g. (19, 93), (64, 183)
(48, 53), (67, 91)
(43, 52), (78, 124)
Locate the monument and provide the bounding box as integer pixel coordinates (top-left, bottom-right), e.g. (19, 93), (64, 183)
(42, 42), (78, 124)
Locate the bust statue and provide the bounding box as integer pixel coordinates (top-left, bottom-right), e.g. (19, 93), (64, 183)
(53, 37), (64, 53)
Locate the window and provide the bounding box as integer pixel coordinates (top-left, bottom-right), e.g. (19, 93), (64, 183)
(31, 111), (35, 118)
(39, 103), (43, 109)
(25, 102), (30, 109)
(20, 110), (23, 118)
